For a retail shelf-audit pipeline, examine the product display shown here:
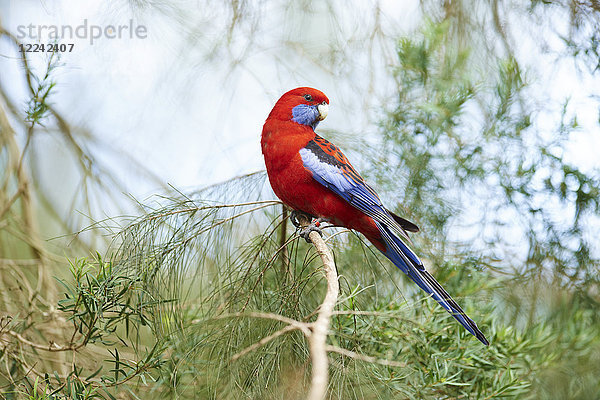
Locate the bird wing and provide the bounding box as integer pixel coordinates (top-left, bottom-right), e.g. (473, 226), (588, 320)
(299, 135), (417, 256)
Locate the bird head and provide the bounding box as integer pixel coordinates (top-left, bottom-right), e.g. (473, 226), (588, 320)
(268, 87), (329, 130)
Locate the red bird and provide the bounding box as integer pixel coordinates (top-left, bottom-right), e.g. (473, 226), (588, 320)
(261, 87), (489, 345)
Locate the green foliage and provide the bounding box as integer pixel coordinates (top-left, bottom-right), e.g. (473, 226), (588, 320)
(359, 17), (600, 399)
(57, 253), (159, 350)
(24, 52), (59, 126)
(16, 183), (590, 399)
(371, 19), (600, 293)
(5, 253), (166, 399)
(6, 156), (600, 399)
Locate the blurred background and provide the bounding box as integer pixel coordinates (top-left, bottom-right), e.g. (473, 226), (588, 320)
(0, 1), (599, 399)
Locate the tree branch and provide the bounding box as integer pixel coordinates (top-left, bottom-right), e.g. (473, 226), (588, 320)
(279, 205), (291, 279)
(325, 345), (407, 368)
(297, 215), (340, 400)
(231, 324), (303, 362)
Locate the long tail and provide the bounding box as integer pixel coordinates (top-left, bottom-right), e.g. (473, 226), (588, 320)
(375, 221), (489, 345)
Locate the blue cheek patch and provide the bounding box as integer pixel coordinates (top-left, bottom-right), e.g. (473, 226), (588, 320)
(292, 104), (320, 130)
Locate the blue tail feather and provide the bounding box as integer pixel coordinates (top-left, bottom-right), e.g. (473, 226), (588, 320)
(376, 222), (489, 345)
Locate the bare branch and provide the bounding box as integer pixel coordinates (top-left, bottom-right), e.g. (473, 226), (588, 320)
(279, 205), (291, 279)
(325, 345), (407, 368)
(231, 324), (304, 362)
(4, 330), (72, 352)
(297, 215), (340, 400)
(210, 311), (310, 335)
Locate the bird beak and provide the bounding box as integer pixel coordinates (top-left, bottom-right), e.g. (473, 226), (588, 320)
(317, 103), (329, 121)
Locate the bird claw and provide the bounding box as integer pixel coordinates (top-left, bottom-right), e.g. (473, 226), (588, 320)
(299, 224), (321, 243)
(289, 211), (329, 242)
(290, 210), (316, 229)
(299, 218), (329, 243)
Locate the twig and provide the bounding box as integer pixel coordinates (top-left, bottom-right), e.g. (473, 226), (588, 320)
(297, 215), (340, 400)
(5, 330), (71, 352)
(325, 345), (407, 368)
(231, 324), (304, 362)
(210, 311), (310, 335)
(214, 311), (313, 363)
(0, 187), (24, 220)
(279, 205), (291, 279)
(144, 200), (281, 222)
(240, 233), (298, 312)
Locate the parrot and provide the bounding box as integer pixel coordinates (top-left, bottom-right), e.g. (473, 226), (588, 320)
(261, 87), (489, 345)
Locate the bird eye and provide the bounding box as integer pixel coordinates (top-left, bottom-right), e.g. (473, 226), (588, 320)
(321, 101), (327, 105)
(303, 94), (313, 101)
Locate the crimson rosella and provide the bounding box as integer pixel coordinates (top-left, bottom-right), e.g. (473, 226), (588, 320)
(261, 87), (489, 345)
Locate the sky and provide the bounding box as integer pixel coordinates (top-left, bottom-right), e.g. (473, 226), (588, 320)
(1, 1), (422, 192)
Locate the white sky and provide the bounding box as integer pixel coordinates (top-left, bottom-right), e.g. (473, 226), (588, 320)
(1, 1), (421, 192)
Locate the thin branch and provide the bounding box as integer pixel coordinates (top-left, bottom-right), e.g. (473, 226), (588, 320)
(4, 330), (74, 352)
(279, 205), (291, 279)
(0, 186), (24, 220)
(325, 345), (407, 368)
(144, 200), (281, 222)
(0, 97), (52, 299)
(208, 311), (311, 335)
(231, 324), (304, 362)
(241, 232), (298, 312)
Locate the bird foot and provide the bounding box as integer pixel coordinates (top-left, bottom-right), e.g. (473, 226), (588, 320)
(299, 217), (329, 243)
(289, 211), (329, 242)
(290, 210), (316, 229)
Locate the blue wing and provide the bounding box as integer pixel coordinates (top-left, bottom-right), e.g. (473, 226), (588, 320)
(299, 135), (489, 345)
(299, 136), (416, 247)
